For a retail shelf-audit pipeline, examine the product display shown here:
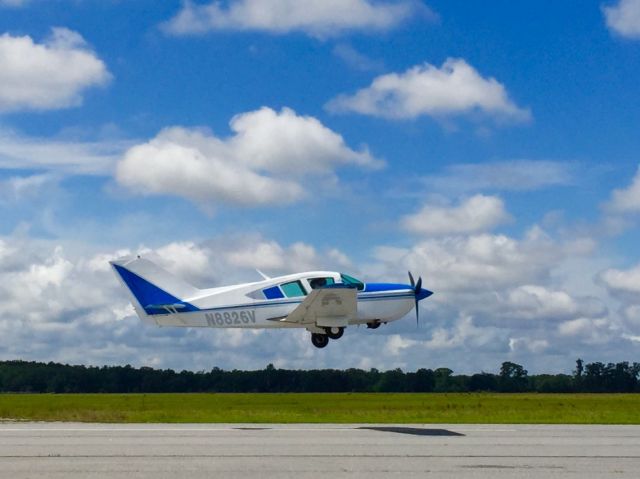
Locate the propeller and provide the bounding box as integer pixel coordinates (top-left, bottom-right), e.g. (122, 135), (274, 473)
(409, 271), (433, 326)
(409, 271), (427, 326)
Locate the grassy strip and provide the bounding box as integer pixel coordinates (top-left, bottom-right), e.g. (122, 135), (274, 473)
(1, 393), (639, 424)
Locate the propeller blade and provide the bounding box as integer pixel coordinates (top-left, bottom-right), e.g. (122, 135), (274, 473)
(408, 272), (425, 327)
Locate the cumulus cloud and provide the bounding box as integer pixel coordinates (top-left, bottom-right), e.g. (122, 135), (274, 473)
(372, 226), (560, 293)
(557, 317), (619, 346)
(425, 315), (503, 350)
(401, 194), (510, 236)
(498, 285), (606, 321)
(365, 221), (638, 371)
(603, 0), (640, 38)
(0, 227), (638, 373)
(116, 107), (380, 207)
(0, 28), (110, 113)
(599, 263), (640, 298)
(163, 0), (430, 37)
(205, 234), (353, 277)
(325, 58), (530, 122)
(606, 165), (640, 213)
(423, 160), (576, 193)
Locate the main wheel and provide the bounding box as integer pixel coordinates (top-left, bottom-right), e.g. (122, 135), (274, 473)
(325, 327), (344, 340)
(367, 321), (381, 329)
(311, 333), (329, 348)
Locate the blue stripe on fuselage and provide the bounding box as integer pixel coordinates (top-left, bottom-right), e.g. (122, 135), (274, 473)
(363, 283), (412, 293)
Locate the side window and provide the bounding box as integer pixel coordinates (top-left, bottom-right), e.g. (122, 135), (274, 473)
(308, 277), (335, 289)
(263, 286), (284, 300)
(281, 281), (306, 298)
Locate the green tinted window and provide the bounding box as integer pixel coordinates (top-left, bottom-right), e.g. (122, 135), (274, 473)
(281, 281), (306, 297)
(340, 274), (364, 291)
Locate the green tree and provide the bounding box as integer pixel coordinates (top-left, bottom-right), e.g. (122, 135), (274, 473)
(499, 361), (528, 392)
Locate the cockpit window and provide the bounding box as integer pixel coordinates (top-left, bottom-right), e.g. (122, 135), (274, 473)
(308, 277), (335, 289)
(340, 273), (365, 291)
(281, 280), (307, 298)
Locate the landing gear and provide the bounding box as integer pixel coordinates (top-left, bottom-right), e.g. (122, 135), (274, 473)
(311, 333), (329, 349)
(367, 321), (381, 329)
(324, 327), (344, 340)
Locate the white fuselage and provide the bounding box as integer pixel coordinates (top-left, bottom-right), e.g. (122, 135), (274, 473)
(144, 271), (416, 330)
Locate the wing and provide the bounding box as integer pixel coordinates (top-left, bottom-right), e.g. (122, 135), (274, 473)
(274, 286), (357, 327)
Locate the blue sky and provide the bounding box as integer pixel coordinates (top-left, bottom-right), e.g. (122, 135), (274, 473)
(1, 0), (640, 373)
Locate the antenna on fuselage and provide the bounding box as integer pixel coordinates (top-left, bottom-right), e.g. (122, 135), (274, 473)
(256, 269), (271, 280)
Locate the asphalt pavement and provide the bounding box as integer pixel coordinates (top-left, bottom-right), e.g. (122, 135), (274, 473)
(1, 423), (639, 478)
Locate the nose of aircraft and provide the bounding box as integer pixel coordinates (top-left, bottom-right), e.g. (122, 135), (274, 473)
(417, 288), (433, 301)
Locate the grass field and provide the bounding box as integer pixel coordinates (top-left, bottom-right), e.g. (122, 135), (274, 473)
(1, 393), (639, 424)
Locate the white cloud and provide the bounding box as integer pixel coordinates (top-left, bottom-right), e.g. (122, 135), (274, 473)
(0, 173), (54, 202)
(603, 0), (640, 38)
(623, 305), (640, 325)
(163, 0), (430, 37)
(333, 43), (384, 72)
(0, 0), (28, 6)
(401, 194), (510, 236)
(508, 337), (549, 354)
(211, 235), (351, 276)
(426, 316), (502, 350)
(0, 127), (127, 174)
(0, 28), (110, 113)
(423, 160), (575, 193)
(384, 334), (416, 355)
(557, 317), (617, 345)
(599, 263), (640, 297)
(326, 58), (530, 122)
(116, 107), (380, 207)
(152, 242), (212, 285)
(0, 229), (637, 374)
(607, 165), (640, 213)
(372, 227), (560, 293)
(498, 285), (606, 321)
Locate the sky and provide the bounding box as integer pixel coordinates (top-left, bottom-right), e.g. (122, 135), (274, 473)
(1, 0), (640, 374)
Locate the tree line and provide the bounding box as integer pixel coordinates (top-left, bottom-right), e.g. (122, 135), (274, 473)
(0, 359), (638, 393)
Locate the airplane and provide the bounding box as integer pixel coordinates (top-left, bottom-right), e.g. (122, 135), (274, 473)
(110, 256), (433, 348)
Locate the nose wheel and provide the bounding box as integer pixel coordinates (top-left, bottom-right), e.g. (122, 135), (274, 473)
(311, 333), (329, 348)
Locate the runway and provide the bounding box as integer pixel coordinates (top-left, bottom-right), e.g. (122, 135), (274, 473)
(1, 423), (639, 478)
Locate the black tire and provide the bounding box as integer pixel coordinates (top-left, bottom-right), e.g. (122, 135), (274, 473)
(367, 321), (381, 329)
(311, 333), (329, 348)
(325, 327), (344, 340)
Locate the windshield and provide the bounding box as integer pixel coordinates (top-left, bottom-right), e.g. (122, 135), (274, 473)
(340, 273), (365, 291)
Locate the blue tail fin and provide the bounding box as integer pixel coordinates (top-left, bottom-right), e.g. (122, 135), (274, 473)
(111, 258), (200, 316)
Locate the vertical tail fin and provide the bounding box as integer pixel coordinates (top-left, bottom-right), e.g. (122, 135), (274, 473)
(110, 256), (200, 318)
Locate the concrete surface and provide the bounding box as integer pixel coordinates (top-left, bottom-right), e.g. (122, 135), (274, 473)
(1, 423), (639, 478)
